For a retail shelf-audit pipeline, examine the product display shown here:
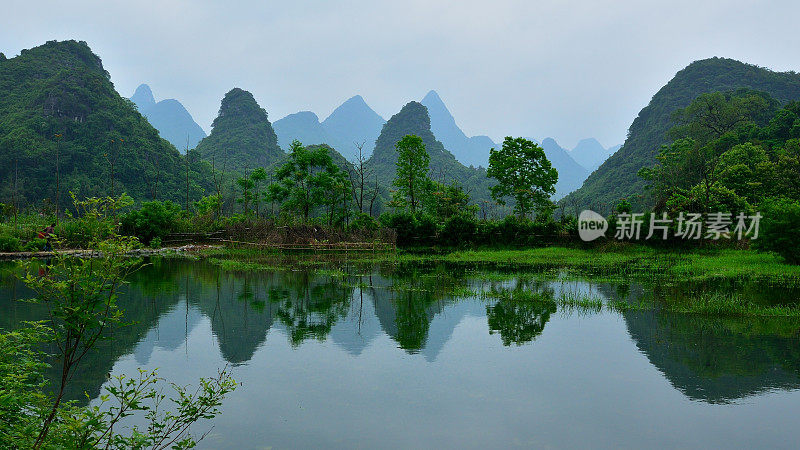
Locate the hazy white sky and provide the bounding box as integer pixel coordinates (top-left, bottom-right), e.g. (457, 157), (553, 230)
(2, 0), (799, 149)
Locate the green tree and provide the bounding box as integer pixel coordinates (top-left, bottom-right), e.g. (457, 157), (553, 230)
(426, 180), (477, 220)
(236, 175), (255, 217)
(715, 142), (776, 204)
(754, 198), (800, 264)
(640, 90), (780, 213)
(268, 141), (347, 223)
(392, 135), (430, 214)
(669, 90), (773, 146)
(250, 167), (268, 218)
(487, 137), (558, 218)
(1, 236), (236, 448)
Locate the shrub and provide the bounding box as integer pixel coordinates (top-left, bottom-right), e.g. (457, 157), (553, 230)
(22, 238), (47, 252)
(414, 215), (438, 247)
(494, 215), (531, 245)
(56, 218), (117, 248)
(121, 201), (183, 243)
(753, 198), (800, 264)
(149, 236), (162, 249)
(349, 213), (379, 232)
(380, 212), (417, 247)
(379, 212), (439, 247)
(440, 215), (478, 247)
(475, 220), (498, 245)
(0, 236), (21, 252)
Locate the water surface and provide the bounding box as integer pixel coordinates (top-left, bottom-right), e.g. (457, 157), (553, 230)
(1, 258), (799, 449)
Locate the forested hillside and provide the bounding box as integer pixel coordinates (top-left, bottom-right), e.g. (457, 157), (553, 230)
(194, 88), (283, 172)
(0, 40), (213, 209)
(563, 57), (800, 212)
(367, 101), (495, 203)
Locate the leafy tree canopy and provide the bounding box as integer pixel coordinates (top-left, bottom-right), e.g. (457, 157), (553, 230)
(487, 137), (558, 218)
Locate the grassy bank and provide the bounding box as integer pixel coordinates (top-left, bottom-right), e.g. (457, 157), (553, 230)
(205, 244), (800, 285)
(198, 244), (800, 318)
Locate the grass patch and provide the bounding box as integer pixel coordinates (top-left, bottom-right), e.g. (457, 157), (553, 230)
(360, 246), (800, 285)
(206, 258), (283, 272)
(482, 287), (800, 318)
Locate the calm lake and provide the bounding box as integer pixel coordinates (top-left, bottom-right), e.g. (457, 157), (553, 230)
(2, 257), (800, 449)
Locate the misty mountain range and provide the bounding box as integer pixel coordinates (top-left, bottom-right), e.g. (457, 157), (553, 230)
(130, 84), (206, 151)
(270, 90), (619, 198)
(129, 82), (619, 199)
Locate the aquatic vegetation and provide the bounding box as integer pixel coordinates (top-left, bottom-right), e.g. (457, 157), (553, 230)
(207, 258), (283, 272)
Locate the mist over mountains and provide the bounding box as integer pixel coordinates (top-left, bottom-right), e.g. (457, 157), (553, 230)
(570, 138), (619, 172)
(272, 90), (619, 199)
(273, 95), (385, 161)
(0, 39), (624, 208)
(420, 90), (496, 169)
(130, 84), (206, 151)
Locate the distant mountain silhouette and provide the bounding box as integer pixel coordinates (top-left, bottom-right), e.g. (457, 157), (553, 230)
(195, 88), (283, 171)
(569, 138), (618, 172)
(367, 101), (494, 202)
(273, 95), (385, 160)
(273, 111), (329, 150)
(540, 138), (589, 199)
(421, 90), (495, 168)
(130, 84), (206, 151)
(130, 83), (155, 109)
(321, 95), (385, 160)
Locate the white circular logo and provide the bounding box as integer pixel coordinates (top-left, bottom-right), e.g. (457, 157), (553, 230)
(578, 210), (607, 241)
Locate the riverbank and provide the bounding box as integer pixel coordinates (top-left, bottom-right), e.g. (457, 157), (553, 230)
(0, 244), (222, 260)
(207, 244), (800, 285)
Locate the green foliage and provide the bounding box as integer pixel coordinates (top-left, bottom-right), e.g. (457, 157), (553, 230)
(0, 40), (215, 209)
(380, 212), (434, 247)
(56, 193), (133, 247)
(440, 215), (478, 247)
(378, 211), (562, 248)
(194, 194), (222, 224)
(349, 212), (379, 232)
(391, 135), (431, 213)
(194, 88), (283, 172)
(121, 200), (183, 244)
(2, 239), (237, 447)
(638, 92), (800, 231)
(268, 141), (349, 223)
(426, 180), (477, 220)
(20, 235), (140, 446)
(640, 90), (781, 213)
(753, 198), (800, 264)
(0, 324), (50, 448)
(61, 368), (237, 449)
(0, 235), (21, 251)
(487, 137), (558, 218)
(149, 236), (162, 249)
(22, 238), (47, 252)
(669, 90), (775, 146)
(565, 57), (800, 212)
(236, 175), (256, 217)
